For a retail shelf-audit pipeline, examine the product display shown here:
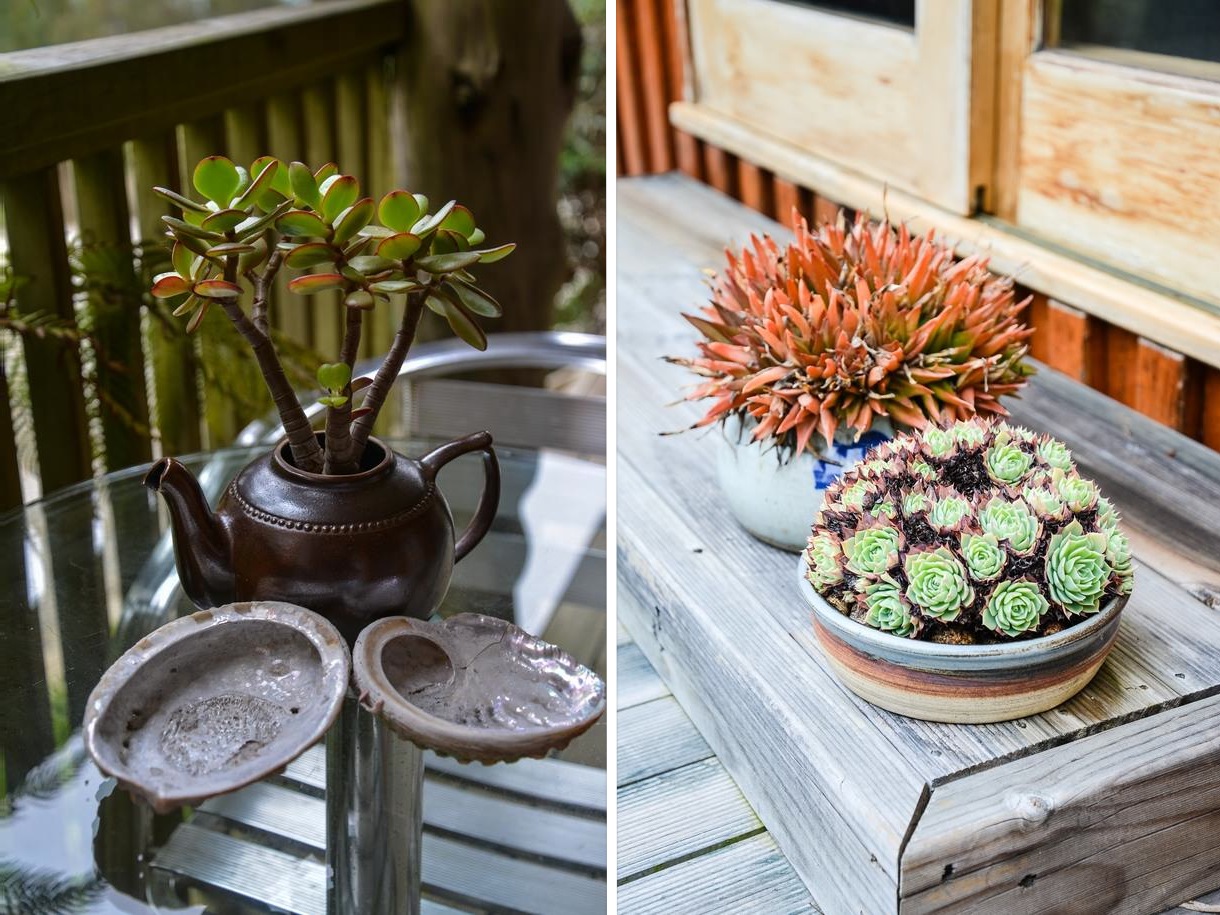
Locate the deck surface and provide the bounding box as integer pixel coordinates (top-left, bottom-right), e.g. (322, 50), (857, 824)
(615, 173), (1220, 914)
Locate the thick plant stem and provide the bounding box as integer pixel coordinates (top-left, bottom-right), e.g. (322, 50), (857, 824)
(250, 248), (283, 338)
(220, 254), (323, 472)
(349, 291), (426, 461)
(323, 305), (364, 474)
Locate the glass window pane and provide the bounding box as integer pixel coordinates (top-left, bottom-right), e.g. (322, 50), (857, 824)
(774, 0), (915, 29)
(1049, 0), (1220, 67)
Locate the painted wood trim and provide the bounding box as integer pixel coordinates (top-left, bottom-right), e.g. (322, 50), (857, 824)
(617, 0), (648, 176)
(0, 0), (404, 179)
(633, 0), (675, 172)
(669, 101), (1220, 370)
(901, 693), (1220, 913)
(3, 168), (93, 493)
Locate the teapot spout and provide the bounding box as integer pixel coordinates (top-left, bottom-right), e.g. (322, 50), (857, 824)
(144, 458), (232, 607)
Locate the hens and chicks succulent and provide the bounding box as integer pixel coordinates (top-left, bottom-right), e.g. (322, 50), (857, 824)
(805, 419), (1132, 643)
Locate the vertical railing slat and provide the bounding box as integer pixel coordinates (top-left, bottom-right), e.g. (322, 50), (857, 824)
(2, 168), (93, 493)
(0, 358), (21, 511)
(617, 0), (648, 176)
(180, 116), (245, 449)
(129, 132), (204, 457)
(364, 60), (394, 360)
(303, 82), (343, 361)
(73, 148), (152, 471)
(633, 0), (673, 172)
(267, 92), (314, 353)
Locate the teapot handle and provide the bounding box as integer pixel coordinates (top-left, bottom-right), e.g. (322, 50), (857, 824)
(419, 431), (501, 562)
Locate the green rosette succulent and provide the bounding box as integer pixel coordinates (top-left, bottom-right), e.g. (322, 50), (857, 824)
(984, 441), (1034, 486)
(1037, 438), (1072, 470)
(982, 580), (1049, 637)
(928, 495), (970, 532)
(862, 577), (916, 638)
(806, 533), (844, 590)
(961, 533), (1005, 582)
(979, 497), (1040, 554)
(1045, 520), (1111, 616)
(904, 547), (974, 622)
(808, 419), (1132, 643)
(843, 525), (901, 577)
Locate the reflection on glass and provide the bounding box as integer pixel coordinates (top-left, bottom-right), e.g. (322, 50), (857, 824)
(1049, 0), (1220, 69)
(773, 0), (914, 28)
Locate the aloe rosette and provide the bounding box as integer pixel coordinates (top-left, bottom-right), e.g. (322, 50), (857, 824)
(667, 210), (1033, 458)
(804, 418), (1133, 643)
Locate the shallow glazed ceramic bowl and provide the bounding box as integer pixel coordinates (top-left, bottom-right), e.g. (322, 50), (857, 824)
(85, 601), (350, 812)
(353, 613), (605, 763)
(797, 558), (1128, 723)
(716, 413), (893, 552)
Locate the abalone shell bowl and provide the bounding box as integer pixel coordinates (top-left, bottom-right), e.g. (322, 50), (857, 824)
(796, 556), (1128, 723)
(84, 601), (350, 813)
(353, 613), (606, 763)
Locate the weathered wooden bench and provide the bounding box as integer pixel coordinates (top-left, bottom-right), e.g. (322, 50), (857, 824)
(617, 173), (1220, 914)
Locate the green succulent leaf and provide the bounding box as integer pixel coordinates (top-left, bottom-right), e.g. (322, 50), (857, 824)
(377, 233), (423, 260)
(378, 190), (422, 232)
(411, 200), (456, 239)
(201, 208), (250, 233)
(862, 577), (915, 638)
(277, 209), (330, 238)
(171, 242), (195, 279)
(163, 215), (223, 242)
(467, 227), (486, 246)
(473, 243), (516, 264)
(317, 362), (352, 392)
(842, 525), (900, 577)
(284, 242), (337, 269)
(446, 278), (502, 318)
(314, 162), (339, 183)
(433, 287), (487, 351)
(345, 289), (374, 310)
(348, 255), (396, 275)
(153, 186), (208, 214)
(439, 204), (476, 238)
(982, 580), (1049, 637)
(961, 533), (1005, 582)
(233, 199), (293, 241)
(151, 273), (191, 299)
(318, 394), (349, 408)
(333, 198), (375, 245)
(235, 159), (281, 209)
(978, 497), (1040, 554)
(172, 293), (202, 317)
(415, 251), (481, 273)
(1052, 468), (1099, 513)
(205, 242), (257, 258)
(1037, 438), (1072, 470)
(921, 426), (955, 458)
(185, 299), (211, 334)
(928, 496), (970, 532)
(369, 279), (420, 295)
(322, 176), (360, 223)
(1045, 520), (1111, 616)
(288, 273), (346, 295)
(289, 161), (321, 209)
(193, 156), (242, 205)
(192, 279), (242, 299)
(984, 442), (1034, 485)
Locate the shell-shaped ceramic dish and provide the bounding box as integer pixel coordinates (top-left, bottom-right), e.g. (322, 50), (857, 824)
(84, 601), (350, 813)
(352, 613), (605, 763)
(797, 557), (1127, 723)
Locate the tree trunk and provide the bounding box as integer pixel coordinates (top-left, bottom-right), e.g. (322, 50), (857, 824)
(398, 0), (582, 337)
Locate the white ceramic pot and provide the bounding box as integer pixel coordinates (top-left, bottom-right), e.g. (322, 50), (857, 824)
(715, 413), (893, 551)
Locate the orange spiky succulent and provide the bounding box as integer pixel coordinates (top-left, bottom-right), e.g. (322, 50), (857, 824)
(667, 209), (1034, 456)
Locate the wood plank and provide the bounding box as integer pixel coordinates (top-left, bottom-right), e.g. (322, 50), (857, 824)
(967, 0), (1000, 214)
(617, 757), (761, 882)
(128, 132), (203, 457)
(3, 167), (93, 493)
(619, 640), (670, 710)
(1016, 51), (1220, 307)
(1134, 338), (1190, 431)
(616, 0), (648, 177)
(1202, 366), (1220, 452)
(812, 193), (839, 228)
(1024, 290), (1050, 363)
(632, 0), (674, 173)
(618, 695), (712, 787)
(670, 102), (1220, 370)
(990, 0), (1036, 220)
(1042, 299), (1104, 385)
(1103, 322), (1140, 409)
(618, 831), (818, 914)
(736, 159), (772, 215)
(73, 147), (152, 471)
(701, 144), (737, 198)
(0, 0), (404, 179)
(674, 131), (703, 180)
(902, 694), (1220, 914)
(771, 177), (804, 226)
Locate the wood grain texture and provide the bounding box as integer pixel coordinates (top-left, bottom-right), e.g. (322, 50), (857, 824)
(618, 694), (712, 787)
(1133, 339), (1190, 432)
(669, 102), (1220, 370)
(1017, 51), (1220, 307)
(618, 174), (1220, 912)
(1043, 299), (1104, 385)
(73, 147), (152, 471)
(903, 694), (1220, 914)
(617, 757), (761, 882)
(617, 0), (648, 176)
(618, 831), (819, 914)
(619, 640), (671, 710)
(991, 0), (1038, 220)
(3, 167), (93, 493)
(632, 0), (674, 172)
(685, 0), (975, 212)
(0, 0), (402, 180)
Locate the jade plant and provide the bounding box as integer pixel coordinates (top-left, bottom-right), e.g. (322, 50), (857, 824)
(804, 418), (1133, 643)
(151, 156), (513, 474)
(667, 210), (1033, 456)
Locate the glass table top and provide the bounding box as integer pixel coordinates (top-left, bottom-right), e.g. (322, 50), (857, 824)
(0, 439), (606, 913)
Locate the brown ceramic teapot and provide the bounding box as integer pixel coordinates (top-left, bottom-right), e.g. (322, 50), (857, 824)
(144, 431), (499, 642)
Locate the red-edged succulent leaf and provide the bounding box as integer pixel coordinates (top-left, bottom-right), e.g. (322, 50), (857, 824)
(376, 232), (422, 260)
(332, 198), (374, 245)
(433, 287), (487, 351)
(284, 242), (338, 269)
(288, 273), (346, 295)
(151, 273), (191, 299)
(192, 279), (242, 299)
(277, 209), (329, 237)
(321, 175), (360, 223)
(378, 190), (422, 232)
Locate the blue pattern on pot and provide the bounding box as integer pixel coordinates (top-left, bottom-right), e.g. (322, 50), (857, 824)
(716, 414), (894, 552)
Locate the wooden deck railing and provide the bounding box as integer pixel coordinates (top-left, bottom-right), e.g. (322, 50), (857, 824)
(0, 0), (407, 508)
(617, 0), (1220, 454)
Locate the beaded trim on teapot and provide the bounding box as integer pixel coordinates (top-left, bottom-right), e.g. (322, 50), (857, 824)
(226, 481), (437, 533)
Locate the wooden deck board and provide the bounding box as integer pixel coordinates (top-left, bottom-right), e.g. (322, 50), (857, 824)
(617, 695), (712, 787)
(617, 173), (1220, 914)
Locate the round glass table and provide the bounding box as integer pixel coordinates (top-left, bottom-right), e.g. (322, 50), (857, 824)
(0, 440), (606, 914)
